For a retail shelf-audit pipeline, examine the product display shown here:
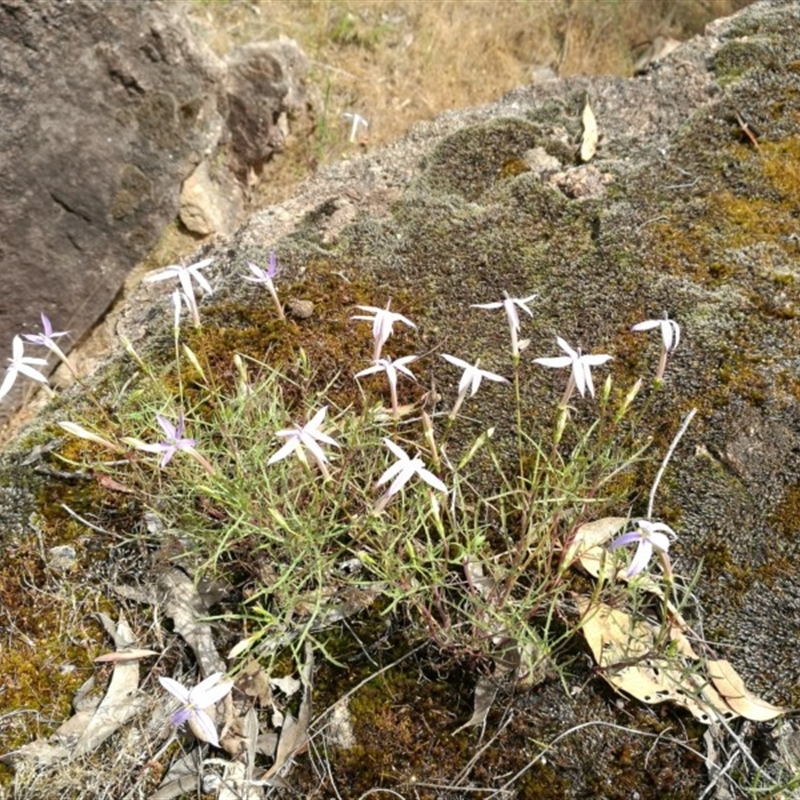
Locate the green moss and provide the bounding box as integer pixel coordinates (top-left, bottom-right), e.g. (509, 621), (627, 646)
(183, 261), (422, 411)
(418, 118), (541, 201)
(711, 39), (779, 85)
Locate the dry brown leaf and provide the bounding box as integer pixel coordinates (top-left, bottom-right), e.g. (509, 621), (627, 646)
(238, 658), (273, 707)
(564, 517), (627, 576)
(453, 675), (499, 734)
(73, 615), (149, 755)
(157, 568), (226, 676)
(261, 642), (314, 782)
(578, 599), (734, 724)
(580, 97), (599, 162)
(707, 659), (785, 721)
(152, 750), (203, 800)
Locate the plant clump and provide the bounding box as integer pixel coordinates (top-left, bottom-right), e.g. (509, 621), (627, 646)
(0, 256), (788, 798)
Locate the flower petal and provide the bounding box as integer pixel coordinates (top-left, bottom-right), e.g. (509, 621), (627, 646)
(192, 708), (220, 747)
(533, 356), (573, 368)
(268, 438), (299, 464)
(159, 676), (191, 704)
(627, 541), (653, 577)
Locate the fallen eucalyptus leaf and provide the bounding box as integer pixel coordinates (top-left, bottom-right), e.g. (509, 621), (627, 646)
(73, 614), (149, 755)
(579, 599), (734, 723)
(563, 517), (627, 576)
(453, 675), (499, 734)
(152, 749), (203, 800)
(157, 568), (226, 676)
(262, 642), (314, 781)
(707, 659), (784, 721)
(270, 675), (301, 698)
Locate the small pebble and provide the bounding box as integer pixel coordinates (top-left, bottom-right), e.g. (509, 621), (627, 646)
(47, 545), (77, 573)
(286, 298), (314, 319)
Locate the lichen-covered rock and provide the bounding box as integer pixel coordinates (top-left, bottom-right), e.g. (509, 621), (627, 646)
(2, 1), (800, 797)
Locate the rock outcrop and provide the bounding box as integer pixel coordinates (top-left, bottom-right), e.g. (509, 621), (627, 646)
(2, 1), (800, 797)
(0, 0), (310, 422)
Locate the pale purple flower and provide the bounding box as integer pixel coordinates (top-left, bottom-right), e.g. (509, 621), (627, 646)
(145, 257), (214, 328)
(268, 406), (339, 479)
(158, 672), (234, 747)
(243, 253), (285, 320)
(152, 414), (197, 467)
(351, 302), (416, 361)
(632, 314), (681, 381)
(534, 336), (612, 404)
(441, 354), (508, 418)
(609, 519), (675, 577)
(375, 438), (447, 512)
(22, 313), (70, 360)
(471, 291), (537, 358)
(355, 355), (418, 418)
(0, 335), (50, 402)
(122, 413), (214, 473)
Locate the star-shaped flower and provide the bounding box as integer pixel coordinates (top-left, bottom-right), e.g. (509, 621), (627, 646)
(355, 355), (418, 418)
(22, 313), (70, 360)
(145, 257), (214, 328)
(351, 302), (416, 361)
(609, 519), (675, 577)
(158, 672), (234, 747)
(243, 253), (285, 320)
(375, 438), (447, 512)
(122, 413), (214, 473)
(471, 291), (537, 358)
(534, 336), (612, 404)
(632, 314), (681, 381)
(0, 335), (50, 402)
(268, 406), (339, 479)
(441, 354), (508, 418)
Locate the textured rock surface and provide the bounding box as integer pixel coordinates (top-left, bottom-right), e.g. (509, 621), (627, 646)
(0, 0), (224, 418)
(0, 1), (310, 424)
(2, 1), (800, 796)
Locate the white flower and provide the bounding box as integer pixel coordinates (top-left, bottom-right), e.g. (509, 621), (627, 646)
(355, 355), (418, 417)
(342, 112), (369, 143)
(471, 291), (537, 358)
(441, 354), (508, 417)
(632, 315), (680, 353)
(632, 314), (681, 381)
(0, 335), (50, 402)
(351, 302), (416, 361)
(534, 336), (612, 401)
(159, 672), (233, 747)
(268, 406), (339, 478)
(609, 519), (675, 577)
(375, 438), (447, 511)
(145, 257), (214, 327)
